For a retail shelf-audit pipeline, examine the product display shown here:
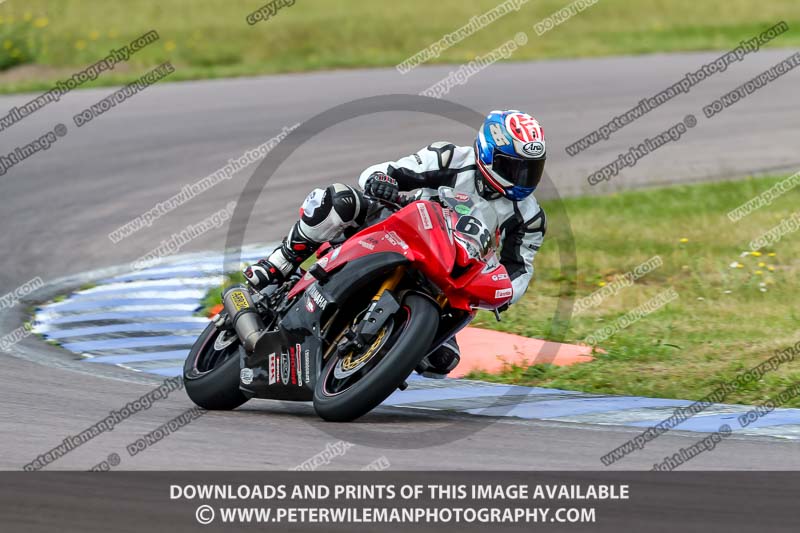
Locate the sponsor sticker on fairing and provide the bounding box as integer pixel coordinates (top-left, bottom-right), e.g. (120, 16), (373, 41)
(416, 203), (433, 230)
(495, 288), (513, 300)
(289, 346), (298, 385)
(295, 344), (302, 386)
(268, 353), (277, 385)
(307, 285), (328, 311)
(304, 350), (311, 384)
(385, 231), (408, 250)
(281, 351), (291, 385)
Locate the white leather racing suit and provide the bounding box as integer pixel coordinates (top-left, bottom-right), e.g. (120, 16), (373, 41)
(359, 142), (546, 304)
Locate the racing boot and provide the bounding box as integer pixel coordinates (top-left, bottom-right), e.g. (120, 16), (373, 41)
(417, 338), (461, 379)
(243, 222), (319, 291)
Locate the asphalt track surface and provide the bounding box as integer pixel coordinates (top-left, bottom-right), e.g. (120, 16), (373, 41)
(1, 50), (800, 470)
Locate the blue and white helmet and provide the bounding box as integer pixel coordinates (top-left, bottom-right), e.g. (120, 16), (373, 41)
(474, 109), (546, 201)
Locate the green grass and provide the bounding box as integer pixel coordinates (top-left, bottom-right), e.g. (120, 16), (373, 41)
(469, 175), (800, 406)
(197, 271), (246, 317)
(2, 0), (800, 93)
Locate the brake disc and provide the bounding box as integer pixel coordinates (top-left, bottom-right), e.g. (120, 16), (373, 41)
(333, 323), (393, 379)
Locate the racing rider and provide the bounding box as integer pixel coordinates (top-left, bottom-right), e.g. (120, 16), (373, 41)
(243, 110), (547, 378)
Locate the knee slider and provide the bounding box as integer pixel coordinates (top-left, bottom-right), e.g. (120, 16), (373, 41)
(300, 187), (333, 227)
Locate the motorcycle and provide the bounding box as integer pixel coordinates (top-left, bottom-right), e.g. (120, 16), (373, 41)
(183, 186), (513, 421)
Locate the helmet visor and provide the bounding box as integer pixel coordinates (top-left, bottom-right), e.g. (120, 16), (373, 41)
(492, 151), (545, 190)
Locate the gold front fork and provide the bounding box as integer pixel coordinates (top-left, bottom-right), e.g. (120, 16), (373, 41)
(372, 267), (405, 301)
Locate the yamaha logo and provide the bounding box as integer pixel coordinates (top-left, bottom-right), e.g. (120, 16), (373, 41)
(307, 285), (328, 311)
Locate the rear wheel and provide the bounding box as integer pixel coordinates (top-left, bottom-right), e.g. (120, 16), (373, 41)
(183, 321), (249, 410)
(313, 293), (439, 422)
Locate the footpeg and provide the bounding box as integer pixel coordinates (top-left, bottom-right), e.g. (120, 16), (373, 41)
(212, 311), (228, 329)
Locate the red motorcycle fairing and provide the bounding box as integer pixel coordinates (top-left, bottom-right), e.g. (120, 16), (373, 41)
(287, 200), (513, 311)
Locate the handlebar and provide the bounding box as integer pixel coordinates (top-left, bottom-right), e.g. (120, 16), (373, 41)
(363, 193), (412, 212)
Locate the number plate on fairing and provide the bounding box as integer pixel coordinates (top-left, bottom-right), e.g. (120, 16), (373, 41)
(438, 187), (495, 261)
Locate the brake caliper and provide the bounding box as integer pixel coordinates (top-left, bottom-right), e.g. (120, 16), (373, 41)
(335, 291), (400, 359)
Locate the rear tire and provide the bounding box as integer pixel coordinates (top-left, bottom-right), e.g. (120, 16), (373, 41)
(183, 322), (249, 410)
(313, 294), (439, 422)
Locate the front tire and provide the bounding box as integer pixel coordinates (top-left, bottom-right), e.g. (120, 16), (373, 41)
(183, 322), (249, 410)
(313, 293), (439, 422)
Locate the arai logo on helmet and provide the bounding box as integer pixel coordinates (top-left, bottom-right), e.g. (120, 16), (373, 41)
(240, 367), (254, 385)
(521, 141), (545, 157)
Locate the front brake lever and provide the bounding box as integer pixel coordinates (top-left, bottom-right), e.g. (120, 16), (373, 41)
(363, 194), (407, 212)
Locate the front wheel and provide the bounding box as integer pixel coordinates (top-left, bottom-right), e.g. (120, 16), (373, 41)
(313, 293), (439, 422)
(183, 321), (249, 410)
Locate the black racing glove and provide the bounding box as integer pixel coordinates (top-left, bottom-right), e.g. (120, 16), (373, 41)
(364, 172), (400, 203)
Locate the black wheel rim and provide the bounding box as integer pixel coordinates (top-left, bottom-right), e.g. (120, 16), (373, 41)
(187, 328), (240, 379)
